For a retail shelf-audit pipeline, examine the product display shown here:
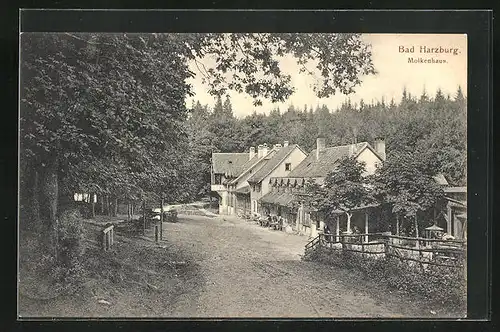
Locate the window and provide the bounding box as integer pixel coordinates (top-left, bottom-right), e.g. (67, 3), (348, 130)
(285, 163), (291, 171)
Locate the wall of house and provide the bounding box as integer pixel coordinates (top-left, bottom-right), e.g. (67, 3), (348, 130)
(356, 148), (383, 176)
(250, 183), (264, 215)
(261, 148), (307, 195)
(234, 159), (267, 191)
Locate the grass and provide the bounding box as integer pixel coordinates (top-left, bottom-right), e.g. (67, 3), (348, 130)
(18, 216), (202, 318)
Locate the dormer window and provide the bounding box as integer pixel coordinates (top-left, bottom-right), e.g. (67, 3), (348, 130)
(285, 163), (291, 171)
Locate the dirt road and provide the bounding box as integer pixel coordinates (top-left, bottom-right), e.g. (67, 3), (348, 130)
(161, 213), (435, 318)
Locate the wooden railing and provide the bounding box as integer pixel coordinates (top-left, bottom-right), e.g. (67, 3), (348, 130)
(102, 225), (115, 251)
(307, 232), (466, 269)
(305, 235), (321, 251)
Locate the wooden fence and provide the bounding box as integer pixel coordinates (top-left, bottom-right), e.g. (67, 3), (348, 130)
(306, 232), (466, 269)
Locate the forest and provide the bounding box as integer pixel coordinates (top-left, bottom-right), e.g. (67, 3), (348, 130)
(187, 86), (467, 200)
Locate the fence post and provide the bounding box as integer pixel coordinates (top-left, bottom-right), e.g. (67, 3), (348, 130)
(102, 232), (107, 251)
(383, 235), (389, 258)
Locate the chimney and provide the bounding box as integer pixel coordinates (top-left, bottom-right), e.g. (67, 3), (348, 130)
(283, 140), (289, 147)
(262, 143), (269, 157)
(316, 138), (326, 160)
(274, 143), (282, 150)
(374, 138), (386, 161)
(249, 147), (256, 160)
(257, 145), (263, 158)
(349, 144), (355, 157)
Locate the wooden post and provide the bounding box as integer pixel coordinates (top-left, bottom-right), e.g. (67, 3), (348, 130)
(91, 193), (96, 219)
(335, 215), (340, 242)
(364, 211), (369, 243)
(414, 214), (420, 249)
(160, 196), (164, 240)
(396, 214), (400, 236)
(447, 202), (453, 236)
(384, 236), (389, 258)
(142, 200), (146, 236)
(102, 232), (107, 251)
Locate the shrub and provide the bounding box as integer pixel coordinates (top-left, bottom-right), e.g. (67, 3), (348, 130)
(54, 209), (85, 282)
(305, 245), (466, 311)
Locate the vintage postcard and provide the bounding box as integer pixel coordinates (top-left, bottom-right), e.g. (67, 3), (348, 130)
(18, 31), (467, 318)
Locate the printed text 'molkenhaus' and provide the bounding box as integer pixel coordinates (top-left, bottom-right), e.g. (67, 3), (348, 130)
(408, 57), (447, 64)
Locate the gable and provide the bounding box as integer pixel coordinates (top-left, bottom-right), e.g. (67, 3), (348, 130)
(211, 153), (249, 176)
(355, 147), (383, 176)
(247, 145), (305, 183)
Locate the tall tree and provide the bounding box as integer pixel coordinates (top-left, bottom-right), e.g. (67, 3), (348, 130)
(305, 156), (372, 233)
(371, 150), (445, 239)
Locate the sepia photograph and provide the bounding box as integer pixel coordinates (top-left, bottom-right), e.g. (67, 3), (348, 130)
(18, 30), (468, 319)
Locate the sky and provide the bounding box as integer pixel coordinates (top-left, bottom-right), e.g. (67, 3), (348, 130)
(185, 34), (467, 118)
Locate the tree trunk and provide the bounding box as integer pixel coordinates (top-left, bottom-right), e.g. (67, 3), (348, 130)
(100, 194), (104, 215)
(31, 169), (41, 229)
(114, 198), (118, 217)
(142, 200), (146, 235)
(345, 212), (352, 234)
(105, 195), (111, 216)
(91, 193), (96, 219)
(160, 195), (164, 240)
(396, 214), (400, 236)
(39, 157), (59, 257)
(414, 214), (420, 249)
(127, 202), (131, 221)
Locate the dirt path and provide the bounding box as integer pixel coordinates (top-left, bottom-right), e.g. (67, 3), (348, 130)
(160, 213), (436, 318)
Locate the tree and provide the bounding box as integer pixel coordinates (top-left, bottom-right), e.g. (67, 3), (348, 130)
(305, 156), (372, 234)
(192, 33), (375, 105)
(371, 150), (445, 239)
(20, 32), (377, 254)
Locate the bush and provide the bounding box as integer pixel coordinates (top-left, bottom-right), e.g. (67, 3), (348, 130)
(54, 209), (85, 282)
(304, 246), (466, 311)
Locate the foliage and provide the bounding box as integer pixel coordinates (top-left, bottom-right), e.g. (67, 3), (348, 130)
(304, 156), (372, 219)
(304, 246), (466, 311)
(194, 33), (376, 105)
(369, 148), (445, 236)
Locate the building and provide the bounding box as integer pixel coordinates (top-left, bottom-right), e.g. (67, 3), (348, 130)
(210, 152), (253, 215)
(443, 186), (467, 239)
(211, 141), (307, 216)
(245, 142), (307, 216)
(260, 137), (387, 238)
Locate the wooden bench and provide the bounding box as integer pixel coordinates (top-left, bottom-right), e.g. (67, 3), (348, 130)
(102, 225), (115, 251)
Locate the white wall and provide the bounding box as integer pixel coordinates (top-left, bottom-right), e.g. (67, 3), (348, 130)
(356, 148), (383, 176)
(261, 148), (307, 195)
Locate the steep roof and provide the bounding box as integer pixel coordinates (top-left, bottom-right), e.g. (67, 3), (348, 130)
(227, 149), (278, 185)
(287, 142), (370, 178)
(211, 153), (250, 177)
(247, 144), (303, 184)
(259, 190), (296, 207)
(433, 173), (449, 186)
